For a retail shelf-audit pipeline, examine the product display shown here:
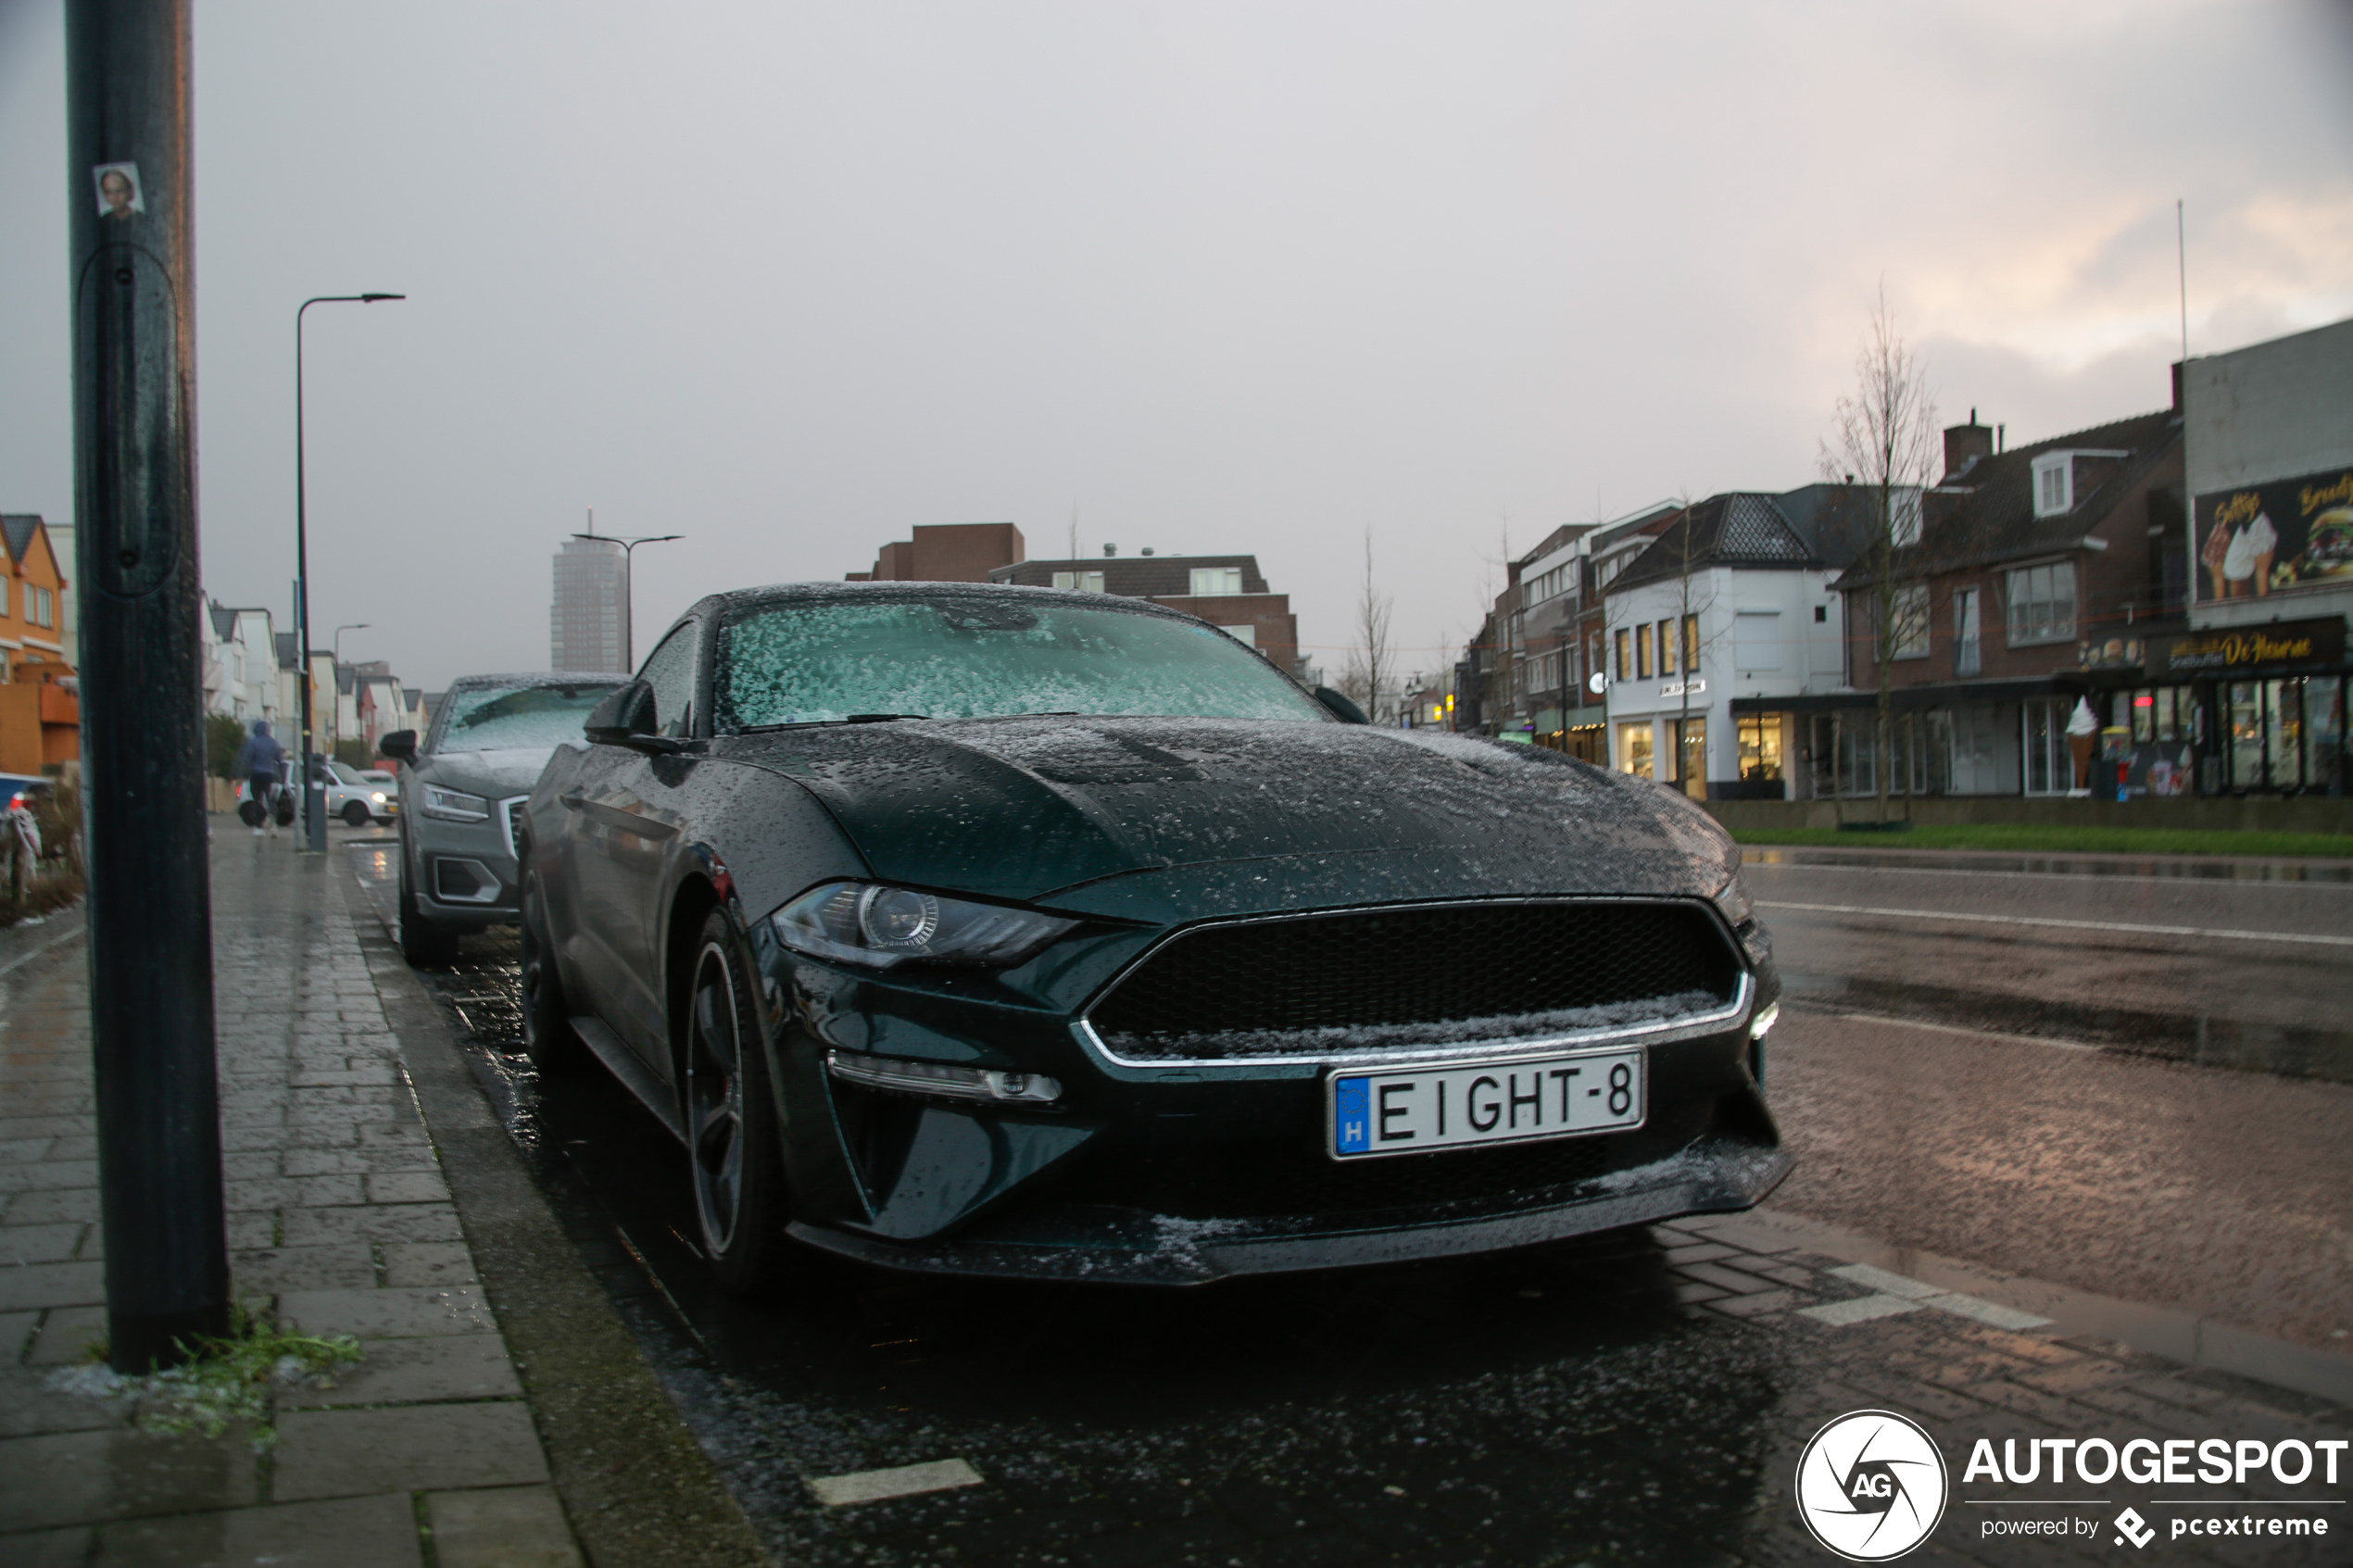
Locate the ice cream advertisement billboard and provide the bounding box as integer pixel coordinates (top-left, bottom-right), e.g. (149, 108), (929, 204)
(2194, 466), (2353, 602)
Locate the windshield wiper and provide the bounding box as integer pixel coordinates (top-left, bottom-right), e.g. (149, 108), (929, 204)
(737, 714), (928, 734)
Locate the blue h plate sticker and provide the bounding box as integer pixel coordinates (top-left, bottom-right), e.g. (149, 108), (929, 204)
(1333, 1075), (1370, 1154)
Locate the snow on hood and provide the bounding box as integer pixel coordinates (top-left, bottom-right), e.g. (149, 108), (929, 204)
(413, 745), (562, 799)
(721, 715), (1736, 908)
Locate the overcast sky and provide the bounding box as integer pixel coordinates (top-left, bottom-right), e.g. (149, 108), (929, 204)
(3, 0), (2349, 691)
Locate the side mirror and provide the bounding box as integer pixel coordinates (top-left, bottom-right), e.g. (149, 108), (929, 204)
(584, 682), (682, 753)
(1314, 686), (1370, 724)
(378, 730), (418, 765)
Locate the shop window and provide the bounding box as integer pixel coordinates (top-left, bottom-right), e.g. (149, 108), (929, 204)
(2309, 679), (2347, 795)
(2022, 697), (2070, 796)
(2228, 683), (2263, 791)
(1618, 722), (1654, 779)
(1945, 706), (2003, 795)
(2266, 680), (2302, 790)
(1736, 714), (1783, 783)
(2130, 690), (2155, 745)
(1835, 715), (1875, 798)
(2006, 562), (2077, 646)
(1672, 718), (1705, 799)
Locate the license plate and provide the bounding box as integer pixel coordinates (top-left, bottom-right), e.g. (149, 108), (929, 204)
(1328, 1048), (1645, 1160)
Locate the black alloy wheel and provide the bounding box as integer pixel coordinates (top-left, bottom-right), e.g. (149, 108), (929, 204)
(342, 799), (371, 827)
(519, 867), (580, 1072)
(684, 909), (788, 1295)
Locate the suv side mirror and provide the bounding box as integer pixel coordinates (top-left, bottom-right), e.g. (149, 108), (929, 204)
(377, 730), (418, 765)
(1314, 687), (1370, 724)
(584, 682), (682, 754)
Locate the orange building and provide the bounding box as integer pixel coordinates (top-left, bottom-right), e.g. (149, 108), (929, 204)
(0, 515), (81, 776)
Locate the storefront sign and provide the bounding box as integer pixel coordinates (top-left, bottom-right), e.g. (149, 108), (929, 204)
(2194, 465), (2353, 602)
(2159, 617), (2345, 673)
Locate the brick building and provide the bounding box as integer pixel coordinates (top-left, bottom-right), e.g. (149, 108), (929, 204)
(849, 523), (1026, 584)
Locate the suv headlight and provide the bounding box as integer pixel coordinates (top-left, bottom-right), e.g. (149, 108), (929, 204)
(420, 784), (490, 822)
(772, 881), (1076, 970)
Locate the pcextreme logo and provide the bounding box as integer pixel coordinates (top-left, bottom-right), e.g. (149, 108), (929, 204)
(1794, 1410), (1950, 1562)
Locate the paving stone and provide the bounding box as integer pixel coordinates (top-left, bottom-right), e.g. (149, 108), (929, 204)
(1704, 1288), (1805, 1320)
(382, 1241), (476, 1288)
(278, 1285), (497, 1339)
(225, 1175), (368, 1212)
(0, 1524), (94, 1567)
(278, 1203), (463, 1247)
(277, 1334), (522, 1408)
(424, 1485), (584, 1568)
(0, 1261), (106, 1312)
(23, 1305), (106, 1366)
(0, 1308), (38, 1362)
(0, 1427), (258, 1530)
(365, 1170), (450, 1205)
(93, 1493), (422, 1567)
(230, 1245), (379, 1294)
(1674, 1261), (1786, 1297)
(0, 1223), (86, 1266)
(1796, 1293), (1922, 1327)
(271, 1403), (548, 1500)
(0, 1365), (132, 1437)
(0, 1136), (55, 1163)
(2, 1188), (99, 1226)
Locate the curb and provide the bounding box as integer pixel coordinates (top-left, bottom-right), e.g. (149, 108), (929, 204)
(335, 855), (771, 1567)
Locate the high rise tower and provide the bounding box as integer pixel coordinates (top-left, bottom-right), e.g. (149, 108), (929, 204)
(550, 535), (628, 671)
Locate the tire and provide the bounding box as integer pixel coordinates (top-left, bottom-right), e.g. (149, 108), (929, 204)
(683, 909), (790, 1296)
(397, 858), (460, 967)
(519, 867), (582, 1072)
(342, 799), (371, 827)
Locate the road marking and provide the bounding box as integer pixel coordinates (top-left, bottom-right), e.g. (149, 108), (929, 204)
(1756, 899), (2353, 947)
(1744, 858), (2353, 890)
(1796, 1293), (1921, 1326)
(0, 922), (86, 980)
(1804, 1263), (2053, 1331)
(807, 1458), (984, 1507)
(1793, 1006), (2106, 1053)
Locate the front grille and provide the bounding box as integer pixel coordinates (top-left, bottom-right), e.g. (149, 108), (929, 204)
(1043, 1104), (1712, 1222)
(1088, 901), (1739, 1060)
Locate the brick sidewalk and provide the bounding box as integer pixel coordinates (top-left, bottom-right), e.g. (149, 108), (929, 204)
(0, 833), (585, 1566)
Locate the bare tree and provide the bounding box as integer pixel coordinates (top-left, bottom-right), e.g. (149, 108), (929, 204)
(1820, 287), (1939, 825)
(1340, 530), (1395, 722)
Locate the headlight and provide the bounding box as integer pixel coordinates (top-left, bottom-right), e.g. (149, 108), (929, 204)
(420, 784), (490, 822)
(771, 881), (1076, 970)
(370, 792), (387, 803)
(1710, 869), (1754, 930)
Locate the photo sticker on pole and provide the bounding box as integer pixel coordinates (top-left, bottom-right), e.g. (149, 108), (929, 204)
(92, 161), (145, 219)
(1794, 1410), (1948, 1561)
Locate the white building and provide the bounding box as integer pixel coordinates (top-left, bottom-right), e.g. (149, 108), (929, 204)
(201, 602), (285, 726)
(551, 536), (630, 672)
(1602, 488), (1872, 798)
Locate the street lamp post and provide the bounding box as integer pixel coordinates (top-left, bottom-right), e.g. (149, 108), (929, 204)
(296, 294), (402, 852)
(573, 522), (681, 671)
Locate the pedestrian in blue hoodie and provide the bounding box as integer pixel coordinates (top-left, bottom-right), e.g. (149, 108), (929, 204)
(233, 720), (287, 837)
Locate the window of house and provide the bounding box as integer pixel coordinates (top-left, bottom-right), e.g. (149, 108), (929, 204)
(1218, 621), (1256, 648)
(1734, 611), (1781, 671)
(1953, 586), (1981, 677)
(1892, 585), (1930, 659)
(1614, 629), (1630, 681)
(1189, 567), (1243, 596)
(1814, 604), (1827, 623)
(2006, 562), (2077, 645)
(0, 580), (10, 617)
(1634, 624), (1653, 680)
(2032, 456), (2072, 519)
(1052, 571), (1107, 594)
(1656, 620), (1676, 676)
(1680, 614), (1700, 673)
(1892, 489), (1922, 546)
(1736, 714), (1783, 782)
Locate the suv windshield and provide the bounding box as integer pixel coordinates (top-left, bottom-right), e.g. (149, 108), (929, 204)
(434, 682), (623, 752)
(717, 598), (1325, 730)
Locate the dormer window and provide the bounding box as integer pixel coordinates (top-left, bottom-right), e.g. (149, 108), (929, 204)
(2032, 454), (2072, 518)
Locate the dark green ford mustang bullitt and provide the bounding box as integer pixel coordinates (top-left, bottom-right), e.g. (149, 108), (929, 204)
(520, 582), (1787, 1291)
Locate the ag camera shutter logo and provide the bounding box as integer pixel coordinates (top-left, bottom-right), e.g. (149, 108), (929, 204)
(1795, 1410), (1949, 1561)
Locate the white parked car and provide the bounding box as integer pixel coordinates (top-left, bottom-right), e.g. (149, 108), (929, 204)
(235, 760), (397, 827)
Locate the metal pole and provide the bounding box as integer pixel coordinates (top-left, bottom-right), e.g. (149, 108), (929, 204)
(573, 531), (678, 673)
(67, 0), (228, 1369)
(295, 294), (401, 852)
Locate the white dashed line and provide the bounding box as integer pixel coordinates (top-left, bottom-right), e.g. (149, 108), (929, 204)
(807, 1458), (985, 1507)
(1796, 1263), (2053, 1332)
(1755, 900), (2353, 947)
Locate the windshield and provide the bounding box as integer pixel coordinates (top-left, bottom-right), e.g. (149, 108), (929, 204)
(433, 682), (623, 752)
(325, 761), (366, 784)
(716, 599), (1326, 730)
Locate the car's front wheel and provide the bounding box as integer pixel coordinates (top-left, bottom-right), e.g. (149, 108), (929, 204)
(342, 799), (371, 827)
(519, 867), (581, 1073)
(683, 909), (790, 1296)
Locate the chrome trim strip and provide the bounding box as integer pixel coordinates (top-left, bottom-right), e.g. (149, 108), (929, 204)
(498, 795), (529, 861)
(1073, 973), (1750, 1069)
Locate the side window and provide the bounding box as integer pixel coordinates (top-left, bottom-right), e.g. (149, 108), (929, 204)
(637, 626), (699, 736)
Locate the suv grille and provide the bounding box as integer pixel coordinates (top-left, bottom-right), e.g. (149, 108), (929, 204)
(1088, 900), (1739, 1060)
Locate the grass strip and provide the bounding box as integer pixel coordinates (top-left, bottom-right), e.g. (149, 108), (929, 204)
(1730, 823), (2353, 859)
(55, 1299), (362, 1450)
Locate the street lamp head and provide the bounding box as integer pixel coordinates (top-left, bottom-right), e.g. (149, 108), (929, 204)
(359, 293), (405, 303)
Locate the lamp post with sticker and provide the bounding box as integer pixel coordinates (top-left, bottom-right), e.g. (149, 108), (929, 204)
(66, 0), (226, 1369)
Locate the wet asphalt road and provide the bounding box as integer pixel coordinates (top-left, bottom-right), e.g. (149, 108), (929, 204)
(346, 839), (2353, 1564)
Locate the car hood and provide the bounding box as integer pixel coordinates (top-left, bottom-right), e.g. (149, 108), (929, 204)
(416, 746), (561, 800)
(719, 717), (1735, 911)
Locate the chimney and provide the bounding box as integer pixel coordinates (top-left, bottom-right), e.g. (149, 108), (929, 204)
(1942, 408), (1994, 482)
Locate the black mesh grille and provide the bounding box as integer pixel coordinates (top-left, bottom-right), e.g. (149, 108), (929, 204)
(1089, 901), (1738, 1060)
(1042, 1105), (1712, 1222)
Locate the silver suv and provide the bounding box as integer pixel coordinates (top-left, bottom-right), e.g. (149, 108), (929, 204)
(378, 672), (623, 965)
